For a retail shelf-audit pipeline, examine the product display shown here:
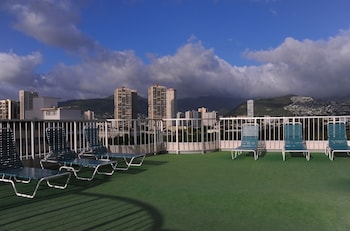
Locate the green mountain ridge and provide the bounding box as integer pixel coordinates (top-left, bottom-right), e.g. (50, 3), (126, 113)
(59, 94), (350, 119)
(227, 95), (295, 117)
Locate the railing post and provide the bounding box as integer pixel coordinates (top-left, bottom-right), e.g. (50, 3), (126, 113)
(104, 121), (108, 149)
(31, 121), (35, 159)
(176, 119), (179, 154)
(153, 120), (157, 155)
(201, 120), (204, 154)
(73, 122), (77, 153)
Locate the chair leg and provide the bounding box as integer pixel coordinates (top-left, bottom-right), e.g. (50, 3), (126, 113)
(231, 151), (236, 160)
(306, 152), (310, 161)
(46, 173), (71, 189)
(60, 162), (117, 181)
(1, 175), (69, 199)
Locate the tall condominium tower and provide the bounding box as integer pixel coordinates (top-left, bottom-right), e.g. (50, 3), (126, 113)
(148, 84), (177, 121)
(19, 90), (38, 119)
(114, 86), (138, 120)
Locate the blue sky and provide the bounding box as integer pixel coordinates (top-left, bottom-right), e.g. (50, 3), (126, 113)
(0, 0), (350, 100)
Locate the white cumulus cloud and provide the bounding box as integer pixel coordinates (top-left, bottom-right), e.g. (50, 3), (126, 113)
(1, 0), (350, 101)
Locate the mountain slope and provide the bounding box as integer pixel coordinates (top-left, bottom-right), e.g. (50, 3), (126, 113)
(226, 95), (294, 116)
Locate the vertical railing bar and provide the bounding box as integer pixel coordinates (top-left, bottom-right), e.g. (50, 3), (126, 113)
(31, 121), (35, 159)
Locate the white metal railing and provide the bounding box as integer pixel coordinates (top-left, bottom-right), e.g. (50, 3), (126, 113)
(1, 115), (350, 159)
(219, 116), (349, 152)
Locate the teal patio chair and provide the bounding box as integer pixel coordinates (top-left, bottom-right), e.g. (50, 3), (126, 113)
(282, 122), (310, 161)
(0, 128), (71, 198)
(79, 126), (146, 171)
(40, 127), (117, 181)
(326, 121), (350, 161)
(231, 123), (260, 160)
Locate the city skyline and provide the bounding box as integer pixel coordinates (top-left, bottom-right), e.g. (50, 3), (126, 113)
(1, 0), (350, 101)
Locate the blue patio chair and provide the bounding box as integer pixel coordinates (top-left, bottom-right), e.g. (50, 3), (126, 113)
(282, 122), (310, 161)
(231, 123), (260, 160)
(326, 121), (350, 161)
(0, 128), (71, 198)
(79, 126), (146, 171)
(40, 127), (118, 181)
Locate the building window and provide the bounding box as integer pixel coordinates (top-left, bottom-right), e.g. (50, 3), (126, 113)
(46, 111), (56, 116)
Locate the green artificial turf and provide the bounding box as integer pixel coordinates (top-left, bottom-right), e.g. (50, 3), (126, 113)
(1, 152), (350, 231)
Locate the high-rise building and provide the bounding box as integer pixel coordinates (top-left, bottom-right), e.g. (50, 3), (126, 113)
(0, 99), (20, 120)
(166, 88), (177, 119)
(148, 84), (177, 121)
(247, 100), (254, 117)
(148, 84), (166, 120)
(114, 86), (138, 120)
(19, 90), (38, 119)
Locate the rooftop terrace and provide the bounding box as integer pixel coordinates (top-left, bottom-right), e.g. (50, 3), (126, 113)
(1, 151), (350, 230)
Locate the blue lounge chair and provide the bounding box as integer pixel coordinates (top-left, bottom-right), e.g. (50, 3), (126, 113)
(231, 123), (260, 160)
(0, 128), (71, 198)
(79, 126), (146, 171)
(326, 121), (350, 161)
(40, 127), (117, 181)
(282, 122), (310, 161)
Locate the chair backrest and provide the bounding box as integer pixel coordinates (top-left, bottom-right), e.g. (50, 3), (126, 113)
(240, 123), (259, 148)
(327, 122), (348, 149)
(83, 126), (108, 154)
(0, 128), (23, 170)
(284, 123), (304, 148)
(46, 127), (76, 160)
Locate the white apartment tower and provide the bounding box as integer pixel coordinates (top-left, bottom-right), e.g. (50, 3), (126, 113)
(114, 86), (138, 120)
(0, 99), (20, 120)
(247, 100), (254, 117)
(148, 84), (177, 120)
(19, 90), (38, 119)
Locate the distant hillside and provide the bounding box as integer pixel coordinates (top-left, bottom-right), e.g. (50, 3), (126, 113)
(226, 95), (295, 117)
(59, 95), (244, 119)
(178, 96), (244, 115)
(59, 94), (350, 118)
(59, 96), (114, 119)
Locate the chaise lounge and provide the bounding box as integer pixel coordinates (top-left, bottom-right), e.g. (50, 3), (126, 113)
(0, 128), (71, 198)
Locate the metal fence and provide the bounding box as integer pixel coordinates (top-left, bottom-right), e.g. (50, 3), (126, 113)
(1, 115), (350, 159)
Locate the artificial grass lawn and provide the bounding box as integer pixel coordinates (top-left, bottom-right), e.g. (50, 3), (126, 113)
(1, 152), (350, 230)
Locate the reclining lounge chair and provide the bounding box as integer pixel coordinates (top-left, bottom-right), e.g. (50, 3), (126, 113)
(282, 122), (310, 161)
(79, 126), (146, 171)
(231, 123), (260, 160)
(40, 127), (117, 181)
(326, 121), (350, 161)
(0, 128), (71, 198)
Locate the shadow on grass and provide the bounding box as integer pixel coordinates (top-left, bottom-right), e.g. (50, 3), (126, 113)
(143, 160), (168, 166)
(0, 157), (178, 231)
(114, 159), (169, 175)
(333, 152), (350, 158)
(0, 176), (174, 231)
